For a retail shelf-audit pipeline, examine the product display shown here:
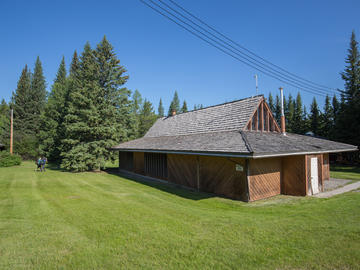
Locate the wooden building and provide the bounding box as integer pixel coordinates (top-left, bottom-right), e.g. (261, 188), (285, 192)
(111, 95), (357, 201)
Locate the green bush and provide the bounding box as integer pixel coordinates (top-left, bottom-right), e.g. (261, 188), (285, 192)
(0, 151), (22, 167)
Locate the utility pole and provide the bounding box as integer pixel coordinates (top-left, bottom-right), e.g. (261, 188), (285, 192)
(10, 109), (13, 154)
(254, 74), (258, 95)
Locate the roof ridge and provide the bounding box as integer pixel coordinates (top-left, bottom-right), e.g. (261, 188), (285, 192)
(164, 94), (264, 118)
(145, 129), (243, 138)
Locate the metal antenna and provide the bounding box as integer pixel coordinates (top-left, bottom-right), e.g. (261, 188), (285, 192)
(254, 74), (258, 95)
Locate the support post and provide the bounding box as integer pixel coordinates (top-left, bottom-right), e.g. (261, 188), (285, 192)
(196, 156), (200, 191)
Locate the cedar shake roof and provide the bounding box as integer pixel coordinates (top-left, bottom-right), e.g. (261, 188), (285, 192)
(111, 95), (358, 157)
(145, 95), (263, 137)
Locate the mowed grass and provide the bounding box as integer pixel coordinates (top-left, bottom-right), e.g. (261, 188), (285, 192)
(331, 165), (360, 181)
(0, 162), (359, 269)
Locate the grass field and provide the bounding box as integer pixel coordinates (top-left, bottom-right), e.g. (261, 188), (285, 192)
(331, 165), (360, 181)
(0, 162), (359, 269)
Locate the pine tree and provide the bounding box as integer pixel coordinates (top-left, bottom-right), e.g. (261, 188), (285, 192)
(138, 99), (157, 137)
(181, 100), (188, 113)
(61, 38), (131, 171)
(0, 99), (10, 146)
(11, 65), (40, 158)
(168, 91), (180, 116)
(285, 94), (295, 132)
(129, 89), (143, 138)
(158, 98), (164, 117)
(292, 92), (304, 134)
(30, 56), (47, 134)
(320, 95), (333, 139)
(336, 31), (360, 148)
(268, 93), (275, 112)
(274, 94), (281, 125)
(39, 57), (68, 161)
(309, 97), (321, 135)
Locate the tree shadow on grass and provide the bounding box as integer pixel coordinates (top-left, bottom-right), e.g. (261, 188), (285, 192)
(331, 165), (360, 174)
(105, 168), (215, 201)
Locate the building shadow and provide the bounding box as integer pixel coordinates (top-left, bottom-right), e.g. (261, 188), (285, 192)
(105, 168), (215, 201)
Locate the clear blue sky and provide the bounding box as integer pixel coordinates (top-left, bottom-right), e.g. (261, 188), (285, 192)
(0, 0), (359, 111)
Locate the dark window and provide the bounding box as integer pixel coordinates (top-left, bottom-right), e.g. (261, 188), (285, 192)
(144, 153), (167, 179)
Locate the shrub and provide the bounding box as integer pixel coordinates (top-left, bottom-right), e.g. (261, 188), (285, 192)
(0, 151), (22, 167)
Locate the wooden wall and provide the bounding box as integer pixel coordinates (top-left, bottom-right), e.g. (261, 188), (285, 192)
(199, 156), (248, 201)
(322, 153), (330, 181)
(133, 152), (144, 174)
(282, 155), (306, 196)
(164, 154), (248, 200)
(248, 158), (281, 201)
(167, 154), (198, 189)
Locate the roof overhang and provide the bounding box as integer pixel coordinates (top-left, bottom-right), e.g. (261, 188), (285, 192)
(109, 147), (358, 159)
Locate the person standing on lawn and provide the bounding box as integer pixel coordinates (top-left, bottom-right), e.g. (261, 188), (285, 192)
(40, 157), (47, 172)
(36, 157), (42, 171)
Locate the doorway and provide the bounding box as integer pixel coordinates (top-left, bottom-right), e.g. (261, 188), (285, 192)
(310, 157), (319, 194)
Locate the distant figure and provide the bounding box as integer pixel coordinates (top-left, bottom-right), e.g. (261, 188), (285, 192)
(40, 157), (47, 172)
(36, 157), (42, 171)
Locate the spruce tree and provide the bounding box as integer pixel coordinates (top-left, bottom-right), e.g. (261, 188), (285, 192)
(30, 56), (47, 134)
(168, 91), (180, 116)
(158, 98), (164, 117)
(138, 99), (157, 137)
(130, 89), (143, 138)
(268, 93), (275, 113)
(292, 92), (304, 134)
(321, 95), (333, 139)
(309, 97), (321, 135)
(285, 94), (295, 133)
(336, 31), (360, 147)
(39, 57), (68, 161)
(274, 94), (281, 125)
(0, 99), (10, 145)
(62, 38), (130, 171)
(181, 100), (188, 113)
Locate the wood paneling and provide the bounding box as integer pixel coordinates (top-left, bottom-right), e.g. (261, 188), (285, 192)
(246, 100), (281, 132)
(323, 153), (330, 181)
(144, 153), (167, 180)
(282, 155), (306, 196)
(133, 152), (144, 174)
(248, 158), (281, 201)
(167, 154), (198, 188)
(199, 156), (248, 200)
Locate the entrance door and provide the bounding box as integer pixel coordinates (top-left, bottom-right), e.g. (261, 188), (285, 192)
(310, 157), (319, 194)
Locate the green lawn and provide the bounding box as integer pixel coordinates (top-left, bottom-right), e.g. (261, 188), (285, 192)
(330, 165), (360, 181)
(0, 162), (359, 269)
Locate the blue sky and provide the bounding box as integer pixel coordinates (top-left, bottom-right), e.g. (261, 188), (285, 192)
(0, 0), (359, 111)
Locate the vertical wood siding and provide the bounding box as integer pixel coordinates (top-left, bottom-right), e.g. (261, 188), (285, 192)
(282, 155), (306, 196)
(248, 158), (281, 201)
(144, 153), (167, 180)
(133, 152), (144, 174)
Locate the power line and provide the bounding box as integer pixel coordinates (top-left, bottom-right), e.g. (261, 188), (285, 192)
(140, 0), (330, 97)
(167, 0), (338, 93)
(156, 0), (337, 95)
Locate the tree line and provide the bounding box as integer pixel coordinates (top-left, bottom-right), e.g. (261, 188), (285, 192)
(0, 37), (192, 171)
(0, 31), (359, 169)
(267, 30), (359, 153)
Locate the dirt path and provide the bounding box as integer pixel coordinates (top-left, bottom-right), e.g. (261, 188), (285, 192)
(314, 181), (360, 198)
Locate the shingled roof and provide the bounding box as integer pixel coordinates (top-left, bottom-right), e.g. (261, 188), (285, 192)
(112, 95), (357, 157)
(145, 95), (263, 137)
